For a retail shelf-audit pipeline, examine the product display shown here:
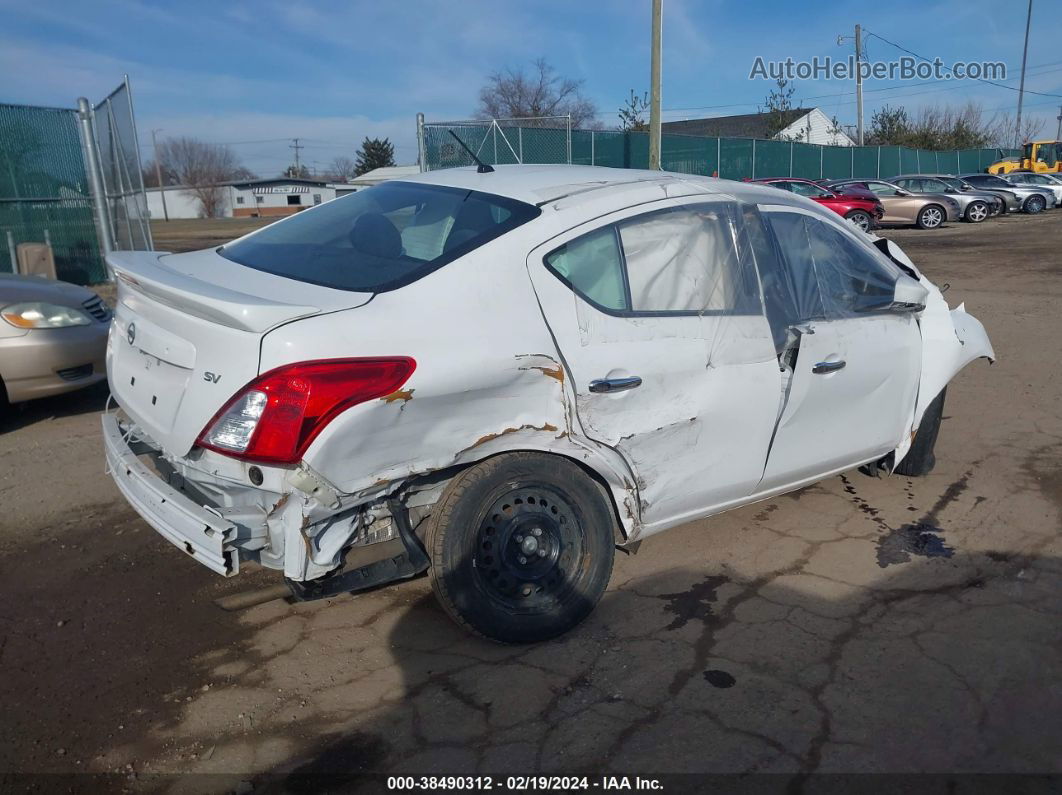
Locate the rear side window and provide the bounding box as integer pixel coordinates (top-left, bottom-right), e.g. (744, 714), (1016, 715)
(619, 205), (757, 313)
(219, 181), (540, 292)
(544, 202), (761, 317)
(545, 227), (629, 312)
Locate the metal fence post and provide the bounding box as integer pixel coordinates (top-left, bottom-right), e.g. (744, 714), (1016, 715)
(917, 150), (921, 172)
(789, 141), (794, 176)
(6, 230), (16, 274)
(819, 145), (824, 178)
(518, 127), (523, 163)
(590, 130), (595, 166)
(123, 75), (153, 250)
(716, 137), (721, 177)
(877, 146), (881, 178)
(566, 114), (572, 164)
(850, 147), (854, 178)
(77, 97), (113, 260)
(416, 113), (427, 172)
(752, 139), (757, 179)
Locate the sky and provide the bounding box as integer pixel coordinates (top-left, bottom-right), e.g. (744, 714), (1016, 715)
(2, 0), (1061, 176)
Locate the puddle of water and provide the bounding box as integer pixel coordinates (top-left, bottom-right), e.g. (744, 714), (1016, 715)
(875, 522), (955, 568)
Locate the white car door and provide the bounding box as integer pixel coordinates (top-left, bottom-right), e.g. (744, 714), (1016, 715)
(526, 198), (782, 534)
(757, 208), (922, 490)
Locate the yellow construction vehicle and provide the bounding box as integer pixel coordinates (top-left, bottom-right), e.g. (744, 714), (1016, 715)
(988, 141), (1062, 174)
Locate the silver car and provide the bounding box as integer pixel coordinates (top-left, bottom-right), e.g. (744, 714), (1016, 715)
(0, 273), (110, 407)
(1003, 172), (1062, 206)
(960, 173), (1055, 214)
(891, 175), (1003, 223)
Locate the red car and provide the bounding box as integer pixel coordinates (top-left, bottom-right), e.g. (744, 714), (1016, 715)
(751, 177), (883, 232)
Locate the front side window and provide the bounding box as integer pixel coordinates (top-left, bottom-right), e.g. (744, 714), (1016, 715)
(766, 212), (823, 321)
(805, 217), (899, 317)
(220, 181), (540, 292)
(768, 212), (900, 321)
(923, 179), (951, 192)
(865, 181), (899, 197)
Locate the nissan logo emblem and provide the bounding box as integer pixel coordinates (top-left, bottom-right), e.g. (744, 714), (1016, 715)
(127, 323), (136, 346)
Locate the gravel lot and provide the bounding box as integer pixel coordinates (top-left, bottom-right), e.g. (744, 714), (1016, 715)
(1, 211), (1059, 787)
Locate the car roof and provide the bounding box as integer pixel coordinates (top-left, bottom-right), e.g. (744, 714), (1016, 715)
(396, 164), (793, 210)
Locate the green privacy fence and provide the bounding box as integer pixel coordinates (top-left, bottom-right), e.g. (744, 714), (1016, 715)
(0, 102), (106, 283)
(423, 122), (1018, 182)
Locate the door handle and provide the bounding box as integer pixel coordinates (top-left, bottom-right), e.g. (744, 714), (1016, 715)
(589, 376), (642, 393)
(812, 360), (846, 374)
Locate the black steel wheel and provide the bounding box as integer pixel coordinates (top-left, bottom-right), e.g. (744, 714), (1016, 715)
(426, 452), (616, 643)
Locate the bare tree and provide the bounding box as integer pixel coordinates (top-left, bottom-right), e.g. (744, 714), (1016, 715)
(153, 136), (246, 217)
(618, 89), (650, 132)
(327, 156), (358, 181)
(477, 58), (598, 128)
(865, 101), (1036, 150)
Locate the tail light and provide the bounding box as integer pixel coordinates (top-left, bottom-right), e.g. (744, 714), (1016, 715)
(197, 358), (415, 464)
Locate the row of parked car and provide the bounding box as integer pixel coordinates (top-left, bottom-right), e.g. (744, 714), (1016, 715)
(752, 172), (1062, 232)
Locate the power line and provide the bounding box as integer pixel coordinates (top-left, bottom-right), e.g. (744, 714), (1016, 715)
(864, 29), (1062, 99)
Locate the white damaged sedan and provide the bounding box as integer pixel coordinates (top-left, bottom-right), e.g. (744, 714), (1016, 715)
(102, 165), (993, 642)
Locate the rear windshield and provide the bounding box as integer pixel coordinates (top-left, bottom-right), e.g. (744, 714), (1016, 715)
(219, 181), (540, 292)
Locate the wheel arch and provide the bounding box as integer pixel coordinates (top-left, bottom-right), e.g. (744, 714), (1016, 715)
(398, 437), (638, 545)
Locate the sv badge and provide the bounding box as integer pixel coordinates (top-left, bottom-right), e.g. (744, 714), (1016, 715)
(203, 372), (222, 384)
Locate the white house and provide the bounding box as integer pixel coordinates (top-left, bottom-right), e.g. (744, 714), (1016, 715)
(662, 107), (855, 147)
(146, 168), (421, 219)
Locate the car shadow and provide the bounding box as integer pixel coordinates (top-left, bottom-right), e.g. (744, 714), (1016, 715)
(247, 543), (1061, 792)
(0, 381), (110, 433)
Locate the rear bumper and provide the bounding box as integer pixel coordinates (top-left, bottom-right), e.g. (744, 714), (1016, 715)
(102, 412), (240, 576)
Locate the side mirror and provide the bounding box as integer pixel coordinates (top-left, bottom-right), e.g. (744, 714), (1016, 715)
(890, 274), (929, 312)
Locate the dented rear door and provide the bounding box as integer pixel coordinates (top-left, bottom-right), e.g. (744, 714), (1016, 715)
(526, 198), (781, 532)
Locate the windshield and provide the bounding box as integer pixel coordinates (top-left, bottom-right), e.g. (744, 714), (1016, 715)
(219, 181), (540, 292)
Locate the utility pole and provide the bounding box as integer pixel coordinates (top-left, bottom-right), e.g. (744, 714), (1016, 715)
(855, 24), (864, 146)
(289, 138), (303, 175)
(150, 128), (168, 222)
(1056, 104), (1062, 140)
(1015, 0), (1033, 149)
(648, 0), (663, 170)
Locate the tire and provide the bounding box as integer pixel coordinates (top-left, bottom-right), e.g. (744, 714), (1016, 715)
(426, 452), (616, 643)
(964, 200), (989, 223)
(895, 388), (946, 477)
(916, 204), (945, 229)
(1023, 194), (1046, 214)
(844, 210), (872, 233)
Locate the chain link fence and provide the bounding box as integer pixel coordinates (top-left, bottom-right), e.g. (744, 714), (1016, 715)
(0, 103), (104, 283)
(420, 116), (572, 171)
(0, 78), (152, 284)
(420, 118), (1018, 182)
(94, 78), (152, 252)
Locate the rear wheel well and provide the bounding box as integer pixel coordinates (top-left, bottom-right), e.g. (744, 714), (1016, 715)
(401, 449), (631, 545)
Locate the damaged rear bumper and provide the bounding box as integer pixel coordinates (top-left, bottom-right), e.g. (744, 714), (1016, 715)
(103, 412), (240, 576)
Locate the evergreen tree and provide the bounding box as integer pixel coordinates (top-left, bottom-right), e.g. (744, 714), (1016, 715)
(355, 137), (396, 176)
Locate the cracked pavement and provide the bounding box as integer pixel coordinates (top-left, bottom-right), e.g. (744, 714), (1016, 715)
(1, 212), (1060, 784)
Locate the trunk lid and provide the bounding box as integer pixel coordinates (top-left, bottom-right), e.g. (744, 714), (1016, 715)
(106, 249), (371, 455)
